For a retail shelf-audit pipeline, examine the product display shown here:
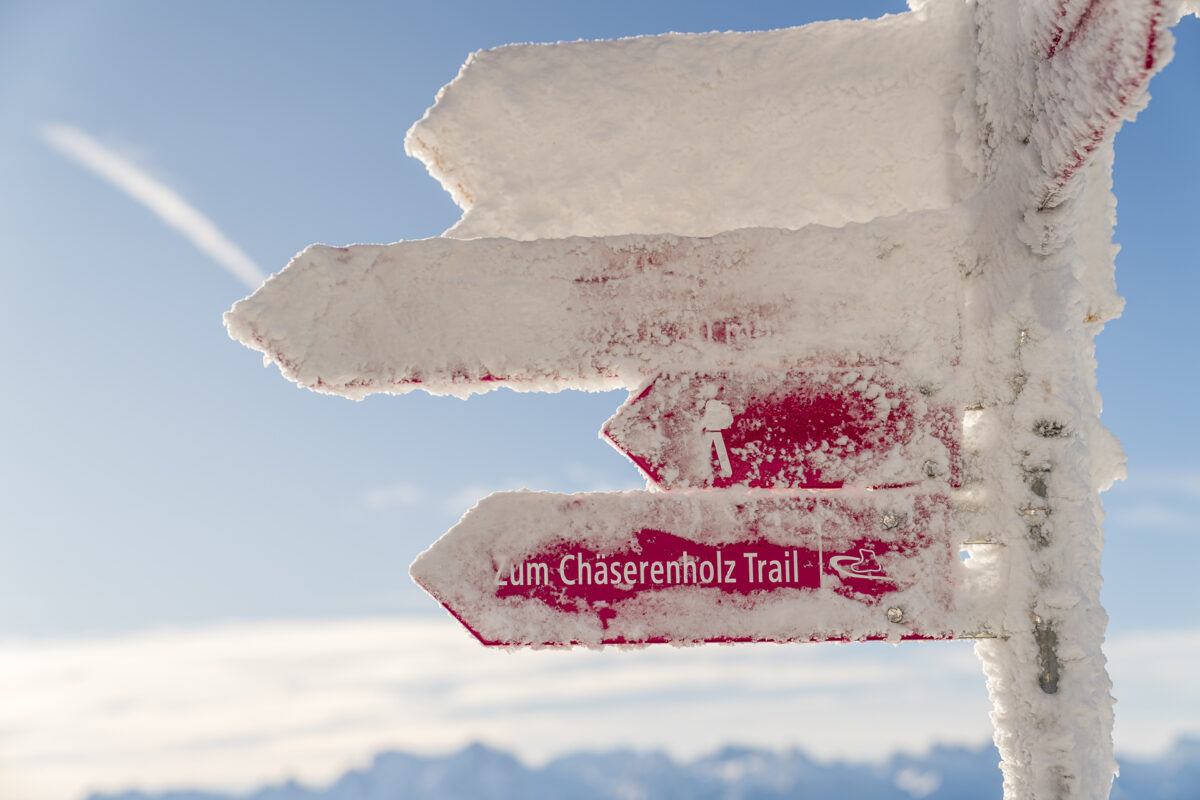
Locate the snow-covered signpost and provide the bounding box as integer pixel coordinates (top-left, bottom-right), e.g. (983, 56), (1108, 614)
(225, 1), (1190, 797)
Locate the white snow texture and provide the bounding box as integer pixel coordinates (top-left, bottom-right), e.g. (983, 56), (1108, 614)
(225, 0), (1187, 798)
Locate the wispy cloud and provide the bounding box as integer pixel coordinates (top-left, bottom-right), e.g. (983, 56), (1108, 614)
(3, 617), (1196, 800)
(39, 123), (266, 290)
(0, 618), (983, 800)
(361, 482), (425, 510)
(441, 467), (644, 515)
(444, 481), (529, 515)
(1122, 469), (1200, 499)
(1105, 468), (1200, 534)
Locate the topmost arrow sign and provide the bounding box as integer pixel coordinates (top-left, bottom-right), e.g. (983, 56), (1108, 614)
(403, 6), (976, 242)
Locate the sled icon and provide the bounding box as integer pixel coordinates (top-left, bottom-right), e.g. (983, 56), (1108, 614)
(829, 547), (889, 581)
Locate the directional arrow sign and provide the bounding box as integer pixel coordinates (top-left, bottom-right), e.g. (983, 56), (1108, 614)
(224, 217), (967, 399)
(603, 368), (961, 490)
(410, 488), (990, 647)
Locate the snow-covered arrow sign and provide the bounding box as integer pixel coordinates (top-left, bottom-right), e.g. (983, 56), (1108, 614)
(410, 488), (992, 647)
(223, 216), (967, 400)
(602, 368), (961, 490)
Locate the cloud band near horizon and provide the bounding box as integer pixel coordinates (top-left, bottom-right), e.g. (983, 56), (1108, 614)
(1, 617), (1196, 800)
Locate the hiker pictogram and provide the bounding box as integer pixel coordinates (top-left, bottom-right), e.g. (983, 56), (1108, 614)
(700, 398), (734, 478)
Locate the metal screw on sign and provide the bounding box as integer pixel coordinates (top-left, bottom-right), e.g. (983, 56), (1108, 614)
(1028, 524), (1050, 548)
(886, 607), (905, 624)
(1033, 419), (1067, 438)
(881, 512), (905, 530)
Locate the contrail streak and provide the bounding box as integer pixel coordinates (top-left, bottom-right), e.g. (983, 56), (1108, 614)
(40, 123), (266, 290)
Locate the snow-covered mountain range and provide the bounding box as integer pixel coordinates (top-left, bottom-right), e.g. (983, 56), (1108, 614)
(87, 738), (1199, 800)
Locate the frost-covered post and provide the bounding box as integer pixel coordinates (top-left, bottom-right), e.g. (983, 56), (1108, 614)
(223, 2), (1191, 799)
(961, 1), (1179, 797)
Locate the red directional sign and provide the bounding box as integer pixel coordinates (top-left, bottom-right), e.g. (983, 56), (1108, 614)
(603, 368), (960, 490)
(410, 489), (983, 647)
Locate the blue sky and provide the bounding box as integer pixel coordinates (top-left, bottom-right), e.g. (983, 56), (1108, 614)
(0, 1), (1197, 796)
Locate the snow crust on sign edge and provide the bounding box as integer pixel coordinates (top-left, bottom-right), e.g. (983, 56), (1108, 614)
(1166, 0), (1200, 21)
